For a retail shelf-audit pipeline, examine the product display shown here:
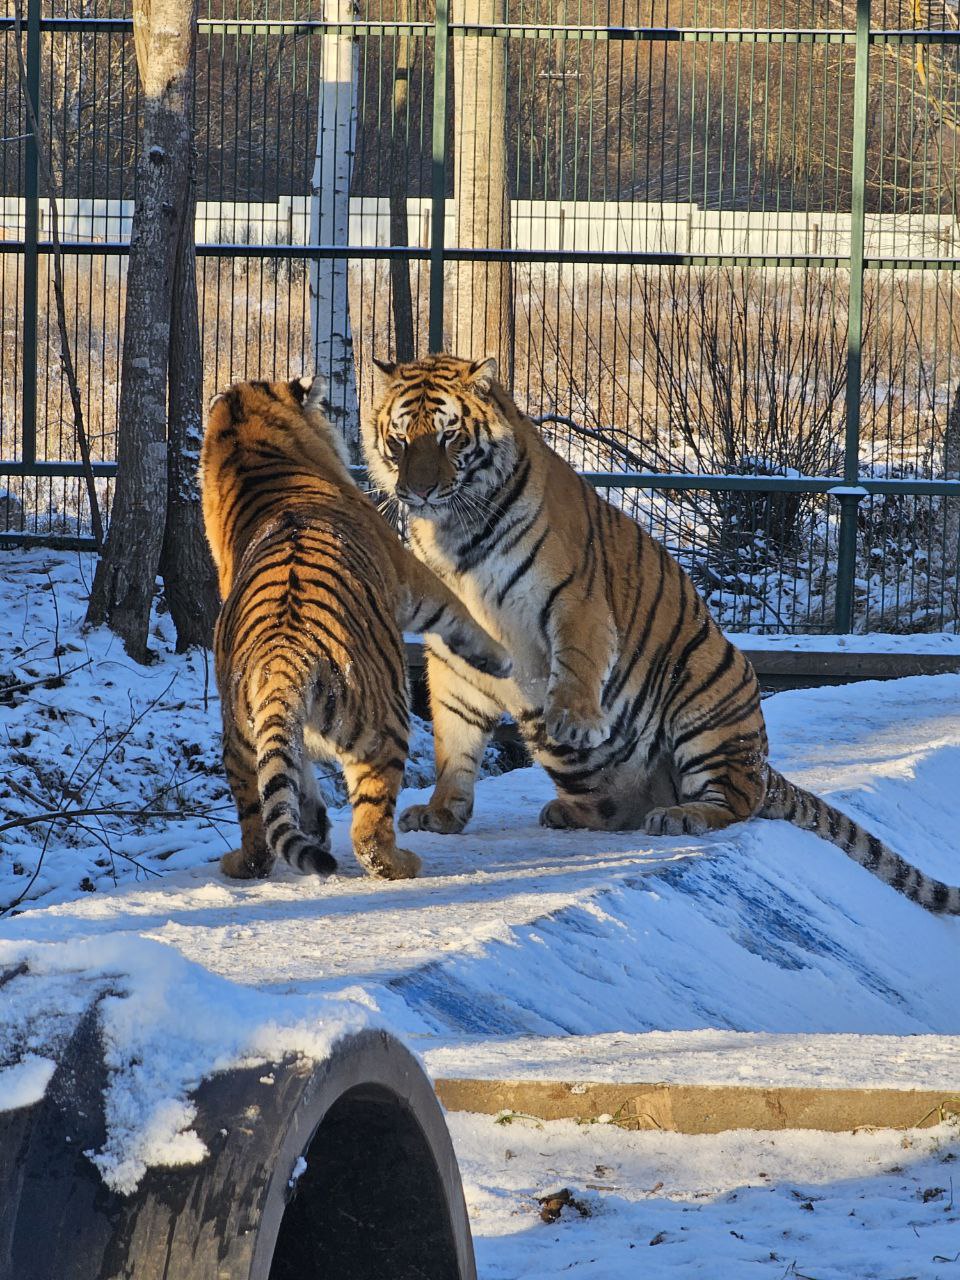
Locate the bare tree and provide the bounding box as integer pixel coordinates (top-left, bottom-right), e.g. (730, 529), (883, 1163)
(86, 0), (216, 661)
(452, 0), (514, 382)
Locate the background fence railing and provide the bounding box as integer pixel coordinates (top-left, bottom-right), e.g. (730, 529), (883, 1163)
(2, 0), (960, 635)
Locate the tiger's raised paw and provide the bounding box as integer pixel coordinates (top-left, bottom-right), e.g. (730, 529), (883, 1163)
(445, 629), (513, 679)
(544, 699), (610, 751)
(644, 806), (709, 837)
(399, 803), (468, 834)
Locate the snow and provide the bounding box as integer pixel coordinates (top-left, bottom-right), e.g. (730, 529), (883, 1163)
(1, 548), (959, 1267)
(733, 631), (960, 655)
(425, 1031), (960, 1092)
(450, 1113), (960, 1280)
(0, 1054), (57, 1110)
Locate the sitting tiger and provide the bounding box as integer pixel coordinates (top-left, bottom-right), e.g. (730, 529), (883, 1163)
(363, 352), (960, 914)
(200, 374), (511, 882)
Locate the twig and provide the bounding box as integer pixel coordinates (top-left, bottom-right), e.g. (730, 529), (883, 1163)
(12, 0), (104, 551)
(44, 567), (64, 681)
(0, 659), (92, 698)
(0, 803), (233, 838)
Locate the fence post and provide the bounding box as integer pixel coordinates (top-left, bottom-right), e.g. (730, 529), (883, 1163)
(428, 0), (449, 352)
(834, 0), (871, 633)
(21, 0), (41, 469)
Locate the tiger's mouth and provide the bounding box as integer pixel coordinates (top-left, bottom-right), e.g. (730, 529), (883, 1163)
(395, 486), (459, 514)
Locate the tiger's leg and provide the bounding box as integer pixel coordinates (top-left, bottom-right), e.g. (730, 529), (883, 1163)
(392, 549), (512, 679)
(399, 646), (503, 835)
(343, 747), (421, 880)
(542, 598), (618, 750)
(220, 721), (274, 879)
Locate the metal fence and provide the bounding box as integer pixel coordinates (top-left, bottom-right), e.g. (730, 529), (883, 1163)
(2, 0), (960, 634)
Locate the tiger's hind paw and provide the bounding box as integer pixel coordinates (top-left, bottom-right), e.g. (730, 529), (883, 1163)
(357, 842), (422, 880)
(644, 806), (709, 837)
(221, 847), (274, 879)
(539, 799), (586, 829)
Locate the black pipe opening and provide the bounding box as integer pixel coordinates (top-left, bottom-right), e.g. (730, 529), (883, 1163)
(269, 1083), (463, 1280)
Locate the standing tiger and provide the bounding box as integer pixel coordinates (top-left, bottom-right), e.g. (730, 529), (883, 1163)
(200, 374), (510, 882)
(363, 352), (960, 914)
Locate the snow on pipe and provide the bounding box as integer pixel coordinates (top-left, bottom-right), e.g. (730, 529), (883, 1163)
(0, 1013), (476, 1280)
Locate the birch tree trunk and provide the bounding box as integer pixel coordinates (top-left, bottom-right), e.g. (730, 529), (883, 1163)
(388, 0), (416, 362)
(310, 0), (361, 460)
(452, 0), (514, 384)
(86, 0), (196, 662)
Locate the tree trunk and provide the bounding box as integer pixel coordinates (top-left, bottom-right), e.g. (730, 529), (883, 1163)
(85, 0), (196, 662)
(158, 131), (219, 651)
(388, 2), (416, 362)
(451, 0), (514, 385)
(310, 0), (361, 460)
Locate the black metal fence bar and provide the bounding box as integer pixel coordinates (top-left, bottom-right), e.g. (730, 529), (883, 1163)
(3, 0), (960, 637)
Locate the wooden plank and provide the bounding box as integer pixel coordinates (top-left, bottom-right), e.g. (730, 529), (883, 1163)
(434, 1078), (959, 1133)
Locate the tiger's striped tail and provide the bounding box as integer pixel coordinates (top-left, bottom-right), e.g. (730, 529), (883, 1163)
(252, 682), (336, 876)
(761, 768), (959, 914)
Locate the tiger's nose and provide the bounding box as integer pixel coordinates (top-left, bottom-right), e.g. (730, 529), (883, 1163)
(409, 482), (434, 499)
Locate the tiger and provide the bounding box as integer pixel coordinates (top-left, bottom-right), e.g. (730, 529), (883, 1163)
(199, 374), (511, 882)
(362, 352), (960, 915)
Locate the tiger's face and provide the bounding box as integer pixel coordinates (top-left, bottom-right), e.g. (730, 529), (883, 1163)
(366, 354), (517, 517)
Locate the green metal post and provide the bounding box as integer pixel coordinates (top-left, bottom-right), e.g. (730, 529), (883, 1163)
(428, 0), (449, 352)
(834, 0), (870, 633)
(21, 0), (41, 468)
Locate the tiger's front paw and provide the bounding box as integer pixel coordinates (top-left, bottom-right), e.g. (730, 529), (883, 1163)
(447, 628), (513, 679)
(543, 694), (610, 750)
(399, 803), (468, 834)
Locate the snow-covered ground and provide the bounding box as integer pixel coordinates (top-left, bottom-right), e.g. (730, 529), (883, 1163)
(452, 1114), (960, 1280)
(2, 550), (959, 1273)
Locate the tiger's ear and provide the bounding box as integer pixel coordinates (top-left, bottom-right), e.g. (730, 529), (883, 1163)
(288, 374), (314, 405)
(371, 356), (398, 400)
(465, 356), (497, 395)
(289, 373), (327, 413)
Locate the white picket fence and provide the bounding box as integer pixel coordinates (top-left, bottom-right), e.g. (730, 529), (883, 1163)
(1, 195), (956, 260)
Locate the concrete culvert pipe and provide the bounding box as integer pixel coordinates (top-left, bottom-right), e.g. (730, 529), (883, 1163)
(0, 1015), (476, 1280)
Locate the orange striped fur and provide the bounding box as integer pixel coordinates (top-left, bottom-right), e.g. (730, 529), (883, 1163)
(200, 375), (510, 882)
(364, 354), (959, 914)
